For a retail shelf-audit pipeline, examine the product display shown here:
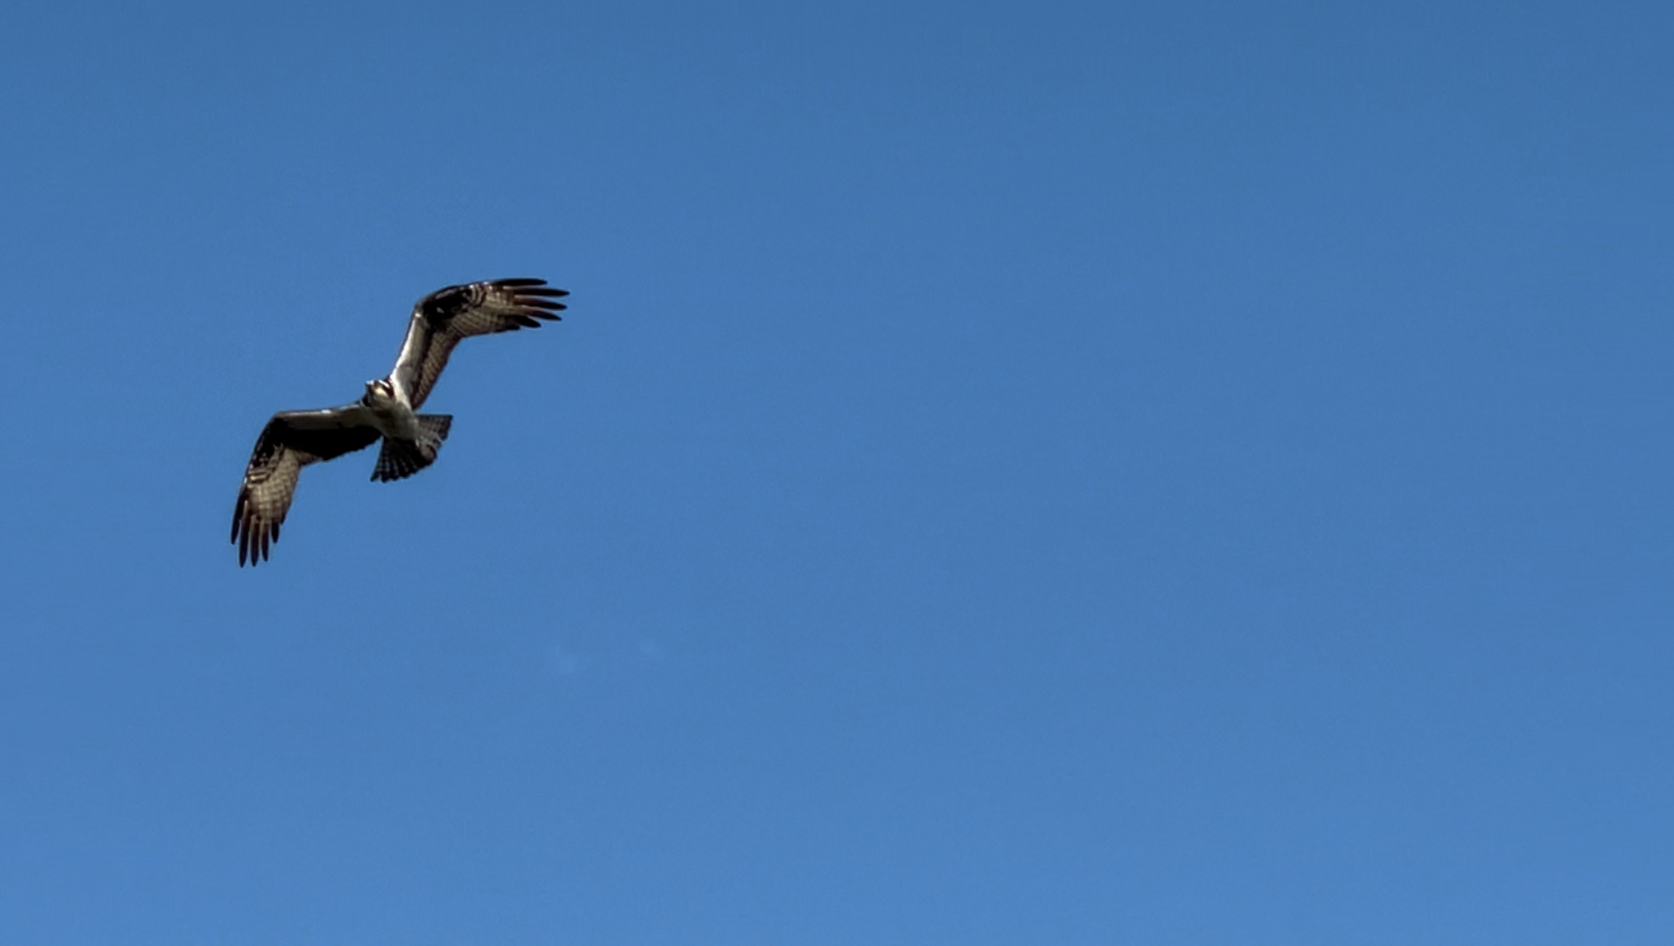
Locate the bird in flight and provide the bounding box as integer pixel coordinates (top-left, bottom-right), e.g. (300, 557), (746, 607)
(232, 278), (570, 566)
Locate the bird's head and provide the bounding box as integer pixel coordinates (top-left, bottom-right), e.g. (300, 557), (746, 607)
(362, 379), (395, 403)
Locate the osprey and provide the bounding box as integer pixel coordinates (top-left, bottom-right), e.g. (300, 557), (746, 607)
(232, 278), (569, 566)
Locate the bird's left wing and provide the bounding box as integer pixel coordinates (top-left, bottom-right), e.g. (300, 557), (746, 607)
(389, 278), (568, 409)
(232, 406), (381, 567)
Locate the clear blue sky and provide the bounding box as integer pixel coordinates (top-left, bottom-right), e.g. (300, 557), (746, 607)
(1, 1), (1671, 942)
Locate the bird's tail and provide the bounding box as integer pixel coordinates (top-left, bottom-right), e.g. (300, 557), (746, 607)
(372, 414), (453, 483)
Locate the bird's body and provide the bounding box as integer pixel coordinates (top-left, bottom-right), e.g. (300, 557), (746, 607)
(232, 278), (568, 566)
(362, 380), (420, 440)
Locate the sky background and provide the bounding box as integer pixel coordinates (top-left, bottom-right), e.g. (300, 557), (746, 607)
(1, 0), (1671, 942)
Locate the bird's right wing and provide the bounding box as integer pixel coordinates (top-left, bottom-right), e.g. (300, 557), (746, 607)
(389, 278), (569, 409)
(232, 406), (381, 567)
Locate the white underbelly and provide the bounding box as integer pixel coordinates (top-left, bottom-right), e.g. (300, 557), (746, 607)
(369, 400), (419, 441)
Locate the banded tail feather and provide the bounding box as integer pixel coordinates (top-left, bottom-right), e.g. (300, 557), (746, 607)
(373, 414), (452, 483)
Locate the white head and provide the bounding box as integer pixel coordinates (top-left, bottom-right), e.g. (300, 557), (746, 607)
(362, 379), (395, 403)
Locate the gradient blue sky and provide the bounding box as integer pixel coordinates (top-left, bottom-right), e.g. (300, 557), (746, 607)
(2, 1), (1672, 942)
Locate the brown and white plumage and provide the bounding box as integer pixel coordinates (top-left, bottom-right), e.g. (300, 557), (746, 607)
(391, 279), (569, 409)
(233, 408), (382, 566)
(232, 278), (569, 567)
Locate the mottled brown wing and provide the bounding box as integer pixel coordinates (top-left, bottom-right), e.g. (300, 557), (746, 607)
(390, 278), (569, 409)
(232, 408), (381, 567)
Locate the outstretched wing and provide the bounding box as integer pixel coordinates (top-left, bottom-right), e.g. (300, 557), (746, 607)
(389, 278), (569, 409)
(232, 407), (382, 567)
